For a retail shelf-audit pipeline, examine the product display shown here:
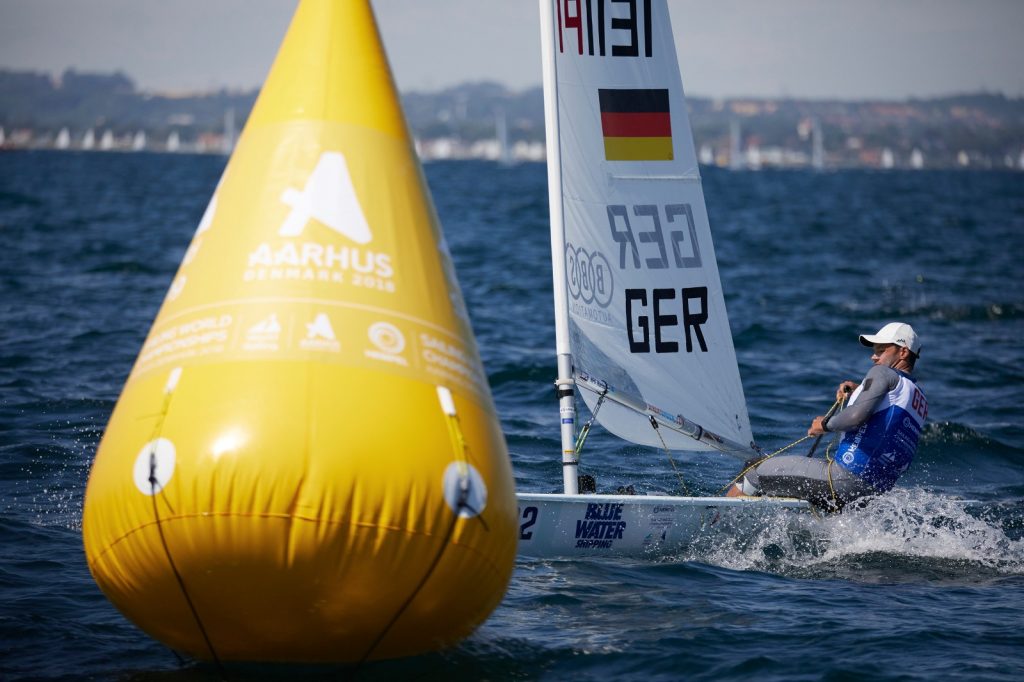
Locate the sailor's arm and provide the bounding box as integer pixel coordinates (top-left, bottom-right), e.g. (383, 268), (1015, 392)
(808, 366), (898, 436)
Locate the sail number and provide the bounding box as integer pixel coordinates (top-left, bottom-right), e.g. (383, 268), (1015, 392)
(626, 286), (709, 353)
(557, 0), (656, 58)
(519, 506), (539, 540)
(608, 203), (702, 271)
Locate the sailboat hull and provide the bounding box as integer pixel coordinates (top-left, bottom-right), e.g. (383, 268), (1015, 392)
(516, 493), (810, 558)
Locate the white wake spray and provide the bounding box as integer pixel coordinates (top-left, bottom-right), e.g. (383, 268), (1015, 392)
(679, 487), (1024, 579)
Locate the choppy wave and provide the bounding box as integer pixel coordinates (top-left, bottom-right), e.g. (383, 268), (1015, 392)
(680, 488), (1024, 581)
(83, 260), (162, 275)
(918, 421), (1021, 465)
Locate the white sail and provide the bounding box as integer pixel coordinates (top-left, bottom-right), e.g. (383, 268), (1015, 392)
(811, 117), (824, 170)
(543, 0), (753, 455)
(496, 107), (512, 165)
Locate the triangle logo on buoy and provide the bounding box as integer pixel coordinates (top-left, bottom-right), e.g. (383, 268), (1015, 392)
(278, 151), (372, 244)
(305, 313), (336, 341)
(300, 312), (340, 352)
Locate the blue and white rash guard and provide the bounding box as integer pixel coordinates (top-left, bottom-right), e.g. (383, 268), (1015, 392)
(825, 364), (928, 492)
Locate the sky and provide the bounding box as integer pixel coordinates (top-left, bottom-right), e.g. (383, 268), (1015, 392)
(1, 0), (1022, 100)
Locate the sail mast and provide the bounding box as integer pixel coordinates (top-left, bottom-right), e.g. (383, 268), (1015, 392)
(539, 0), (578, 495)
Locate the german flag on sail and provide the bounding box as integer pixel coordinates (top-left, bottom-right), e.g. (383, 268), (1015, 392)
(599, 88), (673, 161)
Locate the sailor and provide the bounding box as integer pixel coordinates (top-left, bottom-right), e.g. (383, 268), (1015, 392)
(729, 322), (927, 510)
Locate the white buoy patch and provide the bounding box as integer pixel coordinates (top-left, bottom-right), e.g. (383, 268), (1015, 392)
(442, 461), (487, 518)
(133, 438), (176, 495)
(166, 276), (186, 301)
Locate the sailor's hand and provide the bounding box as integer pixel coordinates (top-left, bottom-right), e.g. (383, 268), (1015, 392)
(808, 416), (829, 437)
(836, 381), (857, 402)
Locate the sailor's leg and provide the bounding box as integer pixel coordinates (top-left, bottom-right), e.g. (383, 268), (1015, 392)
(824, 465), (877, 509)
(725, 458), (765, 497)
(753, 456), (873, 509)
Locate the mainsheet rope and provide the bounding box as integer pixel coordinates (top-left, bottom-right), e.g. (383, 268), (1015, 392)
(569, 377), (849, 502)
(719, 394), (849, 497)
(648, 416), (692, 496)
(571, 383), (695, 495)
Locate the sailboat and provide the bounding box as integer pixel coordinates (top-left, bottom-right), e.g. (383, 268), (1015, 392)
(811, 117), (825, 170)
(55, 127), (71, 149)
(495, 107), (512, 166)
(517, 0), (809, 558)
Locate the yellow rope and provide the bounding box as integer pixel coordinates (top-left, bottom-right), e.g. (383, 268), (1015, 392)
(719, 395), (847, 494)
(826, 458), (838, 507)
(823, 415), (848, 506)
(822, 395), (850, 507)
(718, 434), (812, 494)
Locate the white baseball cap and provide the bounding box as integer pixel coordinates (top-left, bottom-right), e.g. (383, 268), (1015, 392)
(859, 322), (921, 355)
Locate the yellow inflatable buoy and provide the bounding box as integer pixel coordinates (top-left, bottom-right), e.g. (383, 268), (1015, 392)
(82, 0), (517, 663)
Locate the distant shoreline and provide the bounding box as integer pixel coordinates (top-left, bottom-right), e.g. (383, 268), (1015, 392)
(2, 69), (1021, 170)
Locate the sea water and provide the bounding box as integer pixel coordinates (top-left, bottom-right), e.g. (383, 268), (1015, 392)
(1, 151), (1022, 680)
